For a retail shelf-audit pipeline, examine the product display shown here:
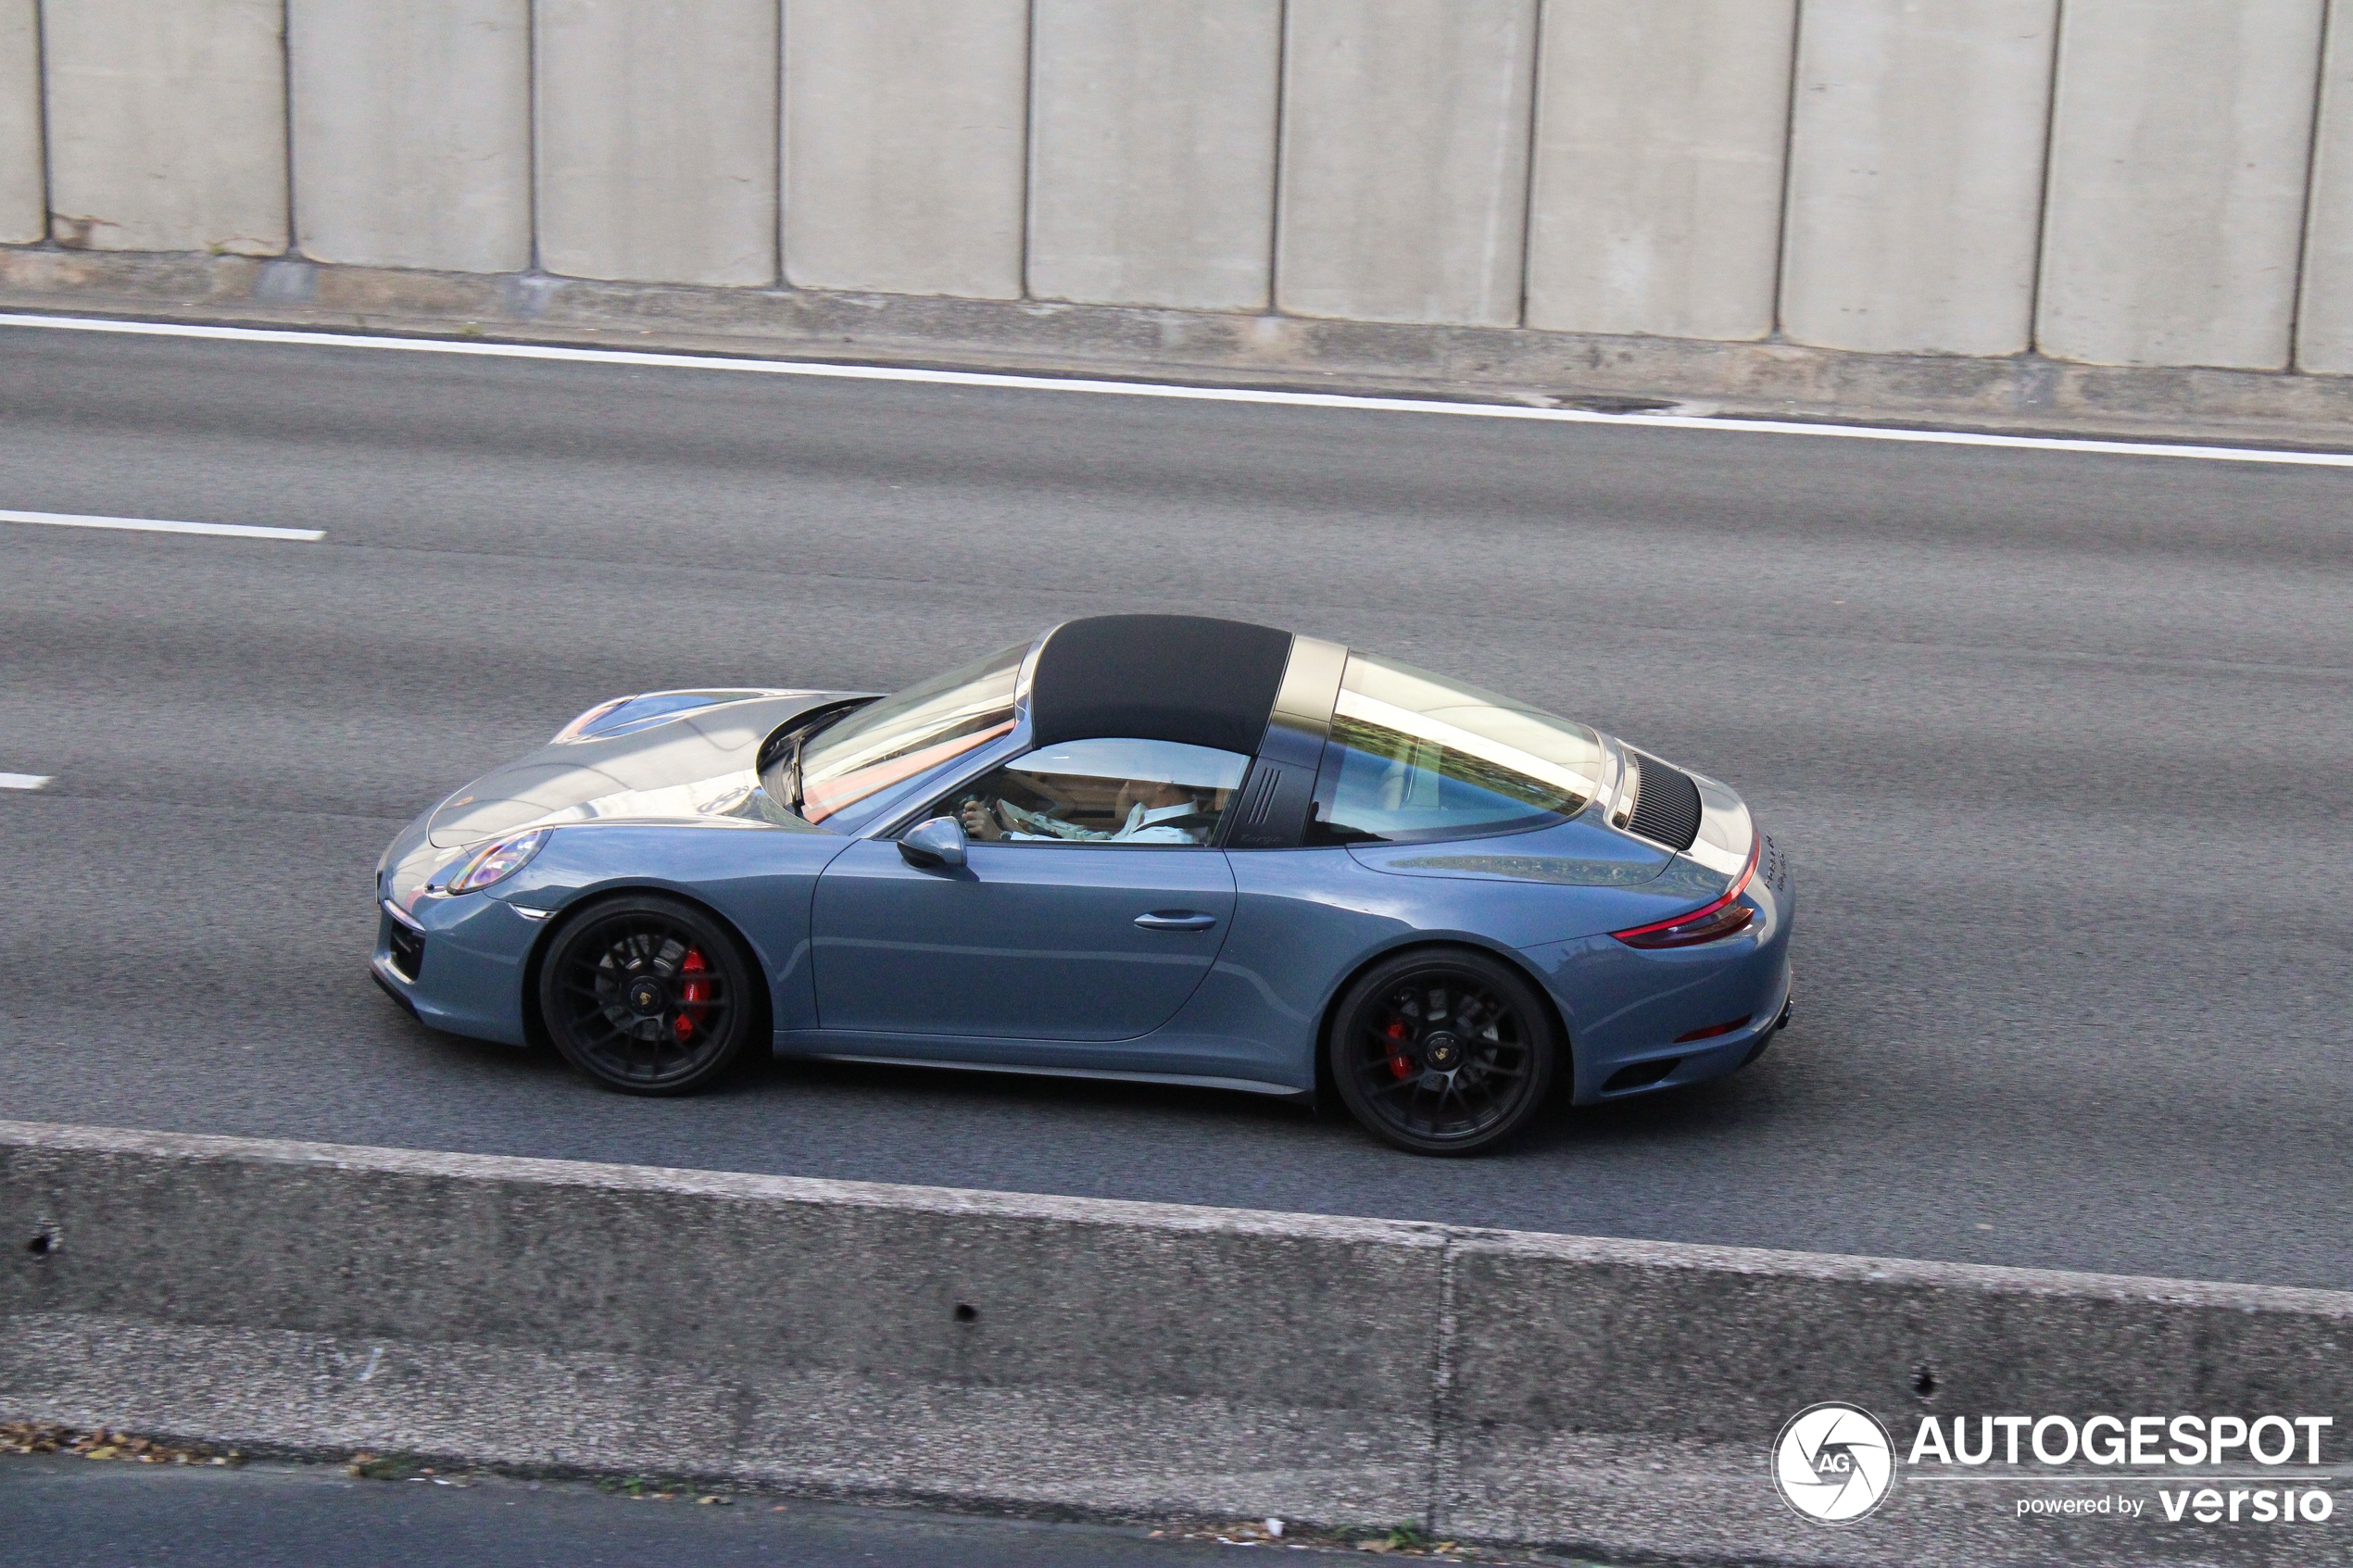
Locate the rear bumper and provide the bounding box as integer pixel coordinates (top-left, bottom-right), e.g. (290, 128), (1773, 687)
(1524, 833), (1796, 1106)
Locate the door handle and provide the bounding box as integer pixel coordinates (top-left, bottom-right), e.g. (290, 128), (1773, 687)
(1134, 911), (1218, 932)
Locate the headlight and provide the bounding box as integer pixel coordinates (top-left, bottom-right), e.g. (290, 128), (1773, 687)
(446, 829), (549, 894)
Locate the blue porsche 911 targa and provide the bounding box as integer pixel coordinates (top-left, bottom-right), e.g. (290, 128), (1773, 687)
(374, 616), (1792, 1154)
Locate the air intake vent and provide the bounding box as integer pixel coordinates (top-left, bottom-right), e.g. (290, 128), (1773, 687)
(1625, 753), (1703, 852)
(386, 920), (425, 982)
(1239, 763), (1284, 828)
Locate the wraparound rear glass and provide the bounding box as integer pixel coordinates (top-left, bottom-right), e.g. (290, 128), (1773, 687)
(1311, 654), (1604, 844)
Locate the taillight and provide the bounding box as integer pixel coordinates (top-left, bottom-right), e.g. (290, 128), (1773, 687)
(1613, 840), (1759, 949)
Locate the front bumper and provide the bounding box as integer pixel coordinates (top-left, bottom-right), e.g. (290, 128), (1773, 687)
(370, 889), (538, 1047)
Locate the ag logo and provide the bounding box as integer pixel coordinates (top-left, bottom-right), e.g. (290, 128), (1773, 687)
(1773, 1402), (1896, 1524)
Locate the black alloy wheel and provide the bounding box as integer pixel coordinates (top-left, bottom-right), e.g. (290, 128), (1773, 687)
(539, 895), (759, 1096)
(1328, 949), (1558, 1156)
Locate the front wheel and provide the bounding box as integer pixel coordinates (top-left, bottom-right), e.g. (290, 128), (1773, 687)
(1328, 949), (1559, 1156)
(538, 895), (760, 1096)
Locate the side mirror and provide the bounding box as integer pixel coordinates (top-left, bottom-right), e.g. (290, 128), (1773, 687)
(898, 816), (968, 869)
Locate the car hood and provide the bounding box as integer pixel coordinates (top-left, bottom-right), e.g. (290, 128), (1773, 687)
(380, 688), (863, 911)
(424, 689), (858, 848)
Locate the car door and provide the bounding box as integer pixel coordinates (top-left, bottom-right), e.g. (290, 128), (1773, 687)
(811, 738), (1247, 1041)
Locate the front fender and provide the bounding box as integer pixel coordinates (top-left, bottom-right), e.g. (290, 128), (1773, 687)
(378, 821), (854, 1047)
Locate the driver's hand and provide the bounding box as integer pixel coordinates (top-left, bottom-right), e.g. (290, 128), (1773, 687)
(959, 797), (1003, 840)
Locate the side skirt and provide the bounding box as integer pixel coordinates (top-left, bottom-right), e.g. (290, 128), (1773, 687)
(772, 1036), (1306, 1099)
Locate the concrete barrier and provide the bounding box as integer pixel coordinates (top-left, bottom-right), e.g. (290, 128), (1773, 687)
(19, 249), (2353, 446)
(783, 0), (1028, 300)
(1780, 0), (2058, 358)
(5, 1121), (2347, 1566)
(1276, 0), (1538, 327)
(535, 0), (777, 287)
(1027, 0), (1281, 313)
(2298, 4), (2353, 374)
(1523, 0), (1793, 343)
(0, 0), (39, 245)
(2037, 0), (2327, 370)
(1443, 1233), (2353, 1563)
(288, 0), (531, 275)
(2, 1122), (1441, 1525)
(15, 1), (2353, 395)
(38, 0), (286, 256)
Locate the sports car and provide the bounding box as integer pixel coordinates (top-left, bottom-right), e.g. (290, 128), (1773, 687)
(373, 615), (1793, 1154)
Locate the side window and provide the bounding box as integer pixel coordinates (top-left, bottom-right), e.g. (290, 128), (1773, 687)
(933, 739), (1249, 847)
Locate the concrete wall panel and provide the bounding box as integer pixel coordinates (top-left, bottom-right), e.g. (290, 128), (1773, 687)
(40, 0), (286, 255)
(1028, 0), (1279, 312)
(289, 1), (529, 274)
(1277, 0), (1538, 328)
(784, 0), (1028, 300)
(1524, 0), (1793, 341)
(0, 0), (41, 244)
(2038, 0), (2327, 370)
(536, 0), (777, 287)
(2297, 0), (2353, 371)
(1780, 0), (2057, 357)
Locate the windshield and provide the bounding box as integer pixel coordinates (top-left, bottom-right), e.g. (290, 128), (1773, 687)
(797, 641), (1028, 823)
(1311, 653), (1604, 844)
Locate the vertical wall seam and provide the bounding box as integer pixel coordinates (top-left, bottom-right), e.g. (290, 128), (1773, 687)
(1514, 0), (1546, 331)
(1019, 0), (1037, 301)
(31, 0), (50, 242)
(1424, 1228), (1461, 1537)
(2024, 0), (2069, 359)
(2288, 0), (2336, 371)
(1266, 0), (1290, 318)
(526, 0), (541, 275)
(280, 0), (298, 257)
(1767, 0), (1805, 342)
(773, 0), (786, 289)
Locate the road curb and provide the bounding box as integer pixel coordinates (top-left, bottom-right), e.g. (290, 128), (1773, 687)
(3, 1120), (2346, 1566)
(6, 245), (2353, 449)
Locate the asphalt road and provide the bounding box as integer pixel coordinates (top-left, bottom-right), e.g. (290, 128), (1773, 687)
(2, 321), (2347, 1290)
(0, 1454), (1382, 1567)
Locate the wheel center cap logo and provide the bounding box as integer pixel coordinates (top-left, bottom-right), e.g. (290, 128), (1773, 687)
(1424, 1033), (1461, 1068)
(627, 980), (663, 1014)
(1773, 1402), (1896, 1524)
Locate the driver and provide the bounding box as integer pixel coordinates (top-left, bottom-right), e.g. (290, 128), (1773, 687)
(961, 778), (1208, 845)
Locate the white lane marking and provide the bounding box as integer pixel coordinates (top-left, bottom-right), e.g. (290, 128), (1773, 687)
(0, 508), (324, 542)
(0, 773), (52, 790)
(7, 311), (2353, 470)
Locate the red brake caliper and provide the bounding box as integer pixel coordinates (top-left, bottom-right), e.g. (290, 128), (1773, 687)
(675, 948), (710, 1040)
(1385, 1017), (1413, 1079)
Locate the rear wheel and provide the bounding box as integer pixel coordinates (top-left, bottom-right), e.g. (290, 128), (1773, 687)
(538, 895), (758, 1096)
(1328, 948), (1557, 1156)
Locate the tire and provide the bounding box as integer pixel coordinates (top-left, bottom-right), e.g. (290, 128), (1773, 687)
(1327, 947), (1559, 1156)
(537, 894), (761, 1096)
